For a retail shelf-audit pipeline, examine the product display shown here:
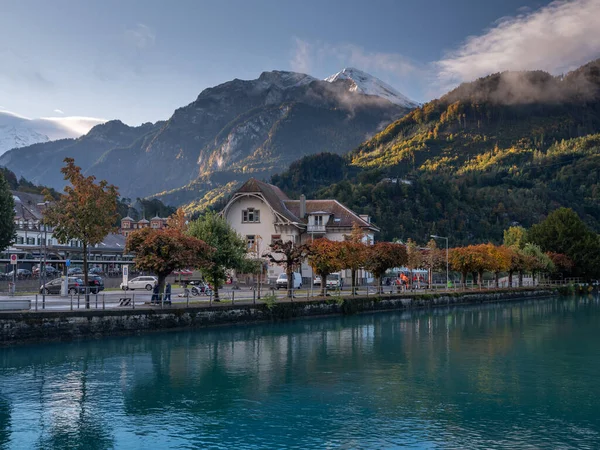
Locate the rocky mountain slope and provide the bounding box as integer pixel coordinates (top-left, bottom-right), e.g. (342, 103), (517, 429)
(0, 70), (415, 202)
(268, 59), (600, 244)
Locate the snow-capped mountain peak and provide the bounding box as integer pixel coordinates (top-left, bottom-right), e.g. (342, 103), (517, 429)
(325, 67), (418, 108)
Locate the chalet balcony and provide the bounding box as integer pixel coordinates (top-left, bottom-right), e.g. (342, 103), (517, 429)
(307, 224), (326, 233)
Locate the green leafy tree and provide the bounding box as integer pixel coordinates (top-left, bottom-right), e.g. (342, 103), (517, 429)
(522, 243), (555, 284)
(187, 211), (249, 301)
(528, 207), (600, 279)
(43, 158), (119, 308)
(503, 226), (527, 249)
(263, 240), (309, 298)
(0, 172), (16, 251)
(126, 227), (212, 296)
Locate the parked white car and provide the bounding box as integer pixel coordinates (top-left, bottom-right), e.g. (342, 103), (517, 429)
(120, 276), (158, 291)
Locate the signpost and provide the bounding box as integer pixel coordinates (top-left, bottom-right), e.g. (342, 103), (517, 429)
(9, 254), (17, 295)
(62, 259), (71, 297)
(122, 265), (129, 288)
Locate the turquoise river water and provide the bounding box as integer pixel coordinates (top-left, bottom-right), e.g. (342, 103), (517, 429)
(1, 296), (599, 449)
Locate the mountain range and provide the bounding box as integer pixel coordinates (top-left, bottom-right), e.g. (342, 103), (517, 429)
(270, 59), (600, 244)
(0, 110), (105, 156)
(0, 68), (416, 204)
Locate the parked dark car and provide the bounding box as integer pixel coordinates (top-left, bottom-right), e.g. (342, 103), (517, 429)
(33, 265), (60, 277)
(89, 267), (104, 275)
(87, 274), (105, 293)
(67, 267), (83, 276)
(7, 269), (32, 279)
(39, 277), (86, 295)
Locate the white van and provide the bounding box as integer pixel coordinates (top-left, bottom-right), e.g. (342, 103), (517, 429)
(275, 272), (302, 290)
(326, 273), (343, 289)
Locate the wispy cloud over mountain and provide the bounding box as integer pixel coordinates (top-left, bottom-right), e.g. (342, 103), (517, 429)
(0, 109), (106, 154)
(437, 0), (600, 87)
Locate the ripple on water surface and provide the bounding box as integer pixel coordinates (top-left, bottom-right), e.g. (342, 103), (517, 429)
(1, 296), (600, 449)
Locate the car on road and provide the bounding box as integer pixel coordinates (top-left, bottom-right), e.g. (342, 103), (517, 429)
(276, 272), (302, 290)
(33, 265), (60, 277)
(326, 273), (343, 289)
(313, 276), (322, 286)
(7, 269), (32, 279)
(89, 267), (104, 275)
(120, 276), (158, 291)
(87, 274), (105, 294)
(68, 267), (83, 276)
(39, 277), (86, 295)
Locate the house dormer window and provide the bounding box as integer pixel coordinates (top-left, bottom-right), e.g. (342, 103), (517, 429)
(242, 208), (260, 223)
(315, 215), (323, 226)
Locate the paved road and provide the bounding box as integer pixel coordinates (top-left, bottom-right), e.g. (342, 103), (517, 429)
(1, 285), (420, 311)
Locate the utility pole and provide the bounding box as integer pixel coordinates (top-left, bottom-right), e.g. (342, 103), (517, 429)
(38, 201), (49, 308)
(431, 235), (449, 289)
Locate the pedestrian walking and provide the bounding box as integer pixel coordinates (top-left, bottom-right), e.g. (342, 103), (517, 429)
(165, 282), (172, 304)
(151, 284), (159, 304)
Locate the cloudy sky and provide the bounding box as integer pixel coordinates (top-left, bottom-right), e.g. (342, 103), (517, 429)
(1, 0), (599, 128)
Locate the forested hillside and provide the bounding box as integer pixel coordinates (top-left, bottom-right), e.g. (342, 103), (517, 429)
(271, 60), (600, 245)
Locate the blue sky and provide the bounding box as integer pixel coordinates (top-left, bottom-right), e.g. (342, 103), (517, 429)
(1, 0), (599, 127)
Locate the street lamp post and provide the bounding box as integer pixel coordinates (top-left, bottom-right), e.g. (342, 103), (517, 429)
(38, 202), (49, 308)
(431, 235), (449, 289)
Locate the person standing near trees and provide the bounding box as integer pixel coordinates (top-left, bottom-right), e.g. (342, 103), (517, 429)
(165, 282), (172, 304)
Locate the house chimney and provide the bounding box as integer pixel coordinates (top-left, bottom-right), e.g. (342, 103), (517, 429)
(299, 194), (306, 218)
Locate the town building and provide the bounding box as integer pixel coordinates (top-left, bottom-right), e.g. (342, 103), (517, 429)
(221, 178), (379, 284)
(120, 216), (168, 237)
(5, 191), (128, 273)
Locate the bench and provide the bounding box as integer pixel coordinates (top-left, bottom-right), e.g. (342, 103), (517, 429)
(118, 298), (132, 307)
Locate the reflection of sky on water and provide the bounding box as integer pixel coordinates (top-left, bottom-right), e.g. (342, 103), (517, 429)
(0, 297), (598, 448)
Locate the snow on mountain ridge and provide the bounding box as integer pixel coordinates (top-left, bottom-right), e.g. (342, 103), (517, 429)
(0, 110), (105, 156)
(0, 126), (49, 156)
(325, 67), (419, 108)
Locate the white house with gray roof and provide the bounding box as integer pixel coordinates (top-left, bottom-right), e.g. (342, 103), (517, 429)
(222, 178), (378, 283)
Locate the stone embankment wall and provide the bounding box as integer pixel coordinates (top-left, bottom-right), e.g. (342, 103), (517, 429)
(0, 289), (555, 346)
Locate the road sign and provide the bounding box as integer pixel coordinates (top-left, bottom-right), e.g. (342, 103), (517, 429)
(65, 259), (71, 267)
(123, 266), (128, 276)
(9, 254), (17, 265)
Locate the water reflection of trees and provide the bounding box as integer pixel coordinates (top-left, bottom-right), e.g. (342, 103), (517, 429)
(0, 296), (598, 447)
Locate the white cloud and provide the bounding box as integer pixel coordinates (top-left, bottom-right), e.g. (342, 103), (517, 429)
(437, 0), (600, 87)
(39, 116), (106, 138)
(0, 109), (105, 140)
(290, 38), (312, 74)
(124, 23), (156, 50)
(53, 109), (64, 115)
(290, 38), (419, 77)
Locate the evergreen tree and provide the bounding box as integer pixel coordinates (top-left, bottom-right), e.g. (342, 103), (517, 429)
(0, 172), (15, 251)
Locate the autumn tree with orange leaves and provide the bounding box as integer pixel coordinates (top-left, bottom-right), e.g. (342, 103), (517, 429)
(308, 238), (345, 296)
(126, 227), (212, 297)
(341, 224), (369, 294)
(43, 158), (119, 308)
(263, 240), (310, 297)
(364, 242), (407, 293)
(484, 244), (512, 287)
(449, 246), (479, 287)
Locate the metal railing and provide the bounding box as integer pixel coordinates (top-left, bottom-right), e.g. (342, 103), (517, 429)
(1, 279), (587, 313)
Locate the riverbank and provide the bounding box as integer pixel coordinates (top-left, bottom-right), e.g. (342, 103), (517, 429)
(0, 288), (555, 346)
